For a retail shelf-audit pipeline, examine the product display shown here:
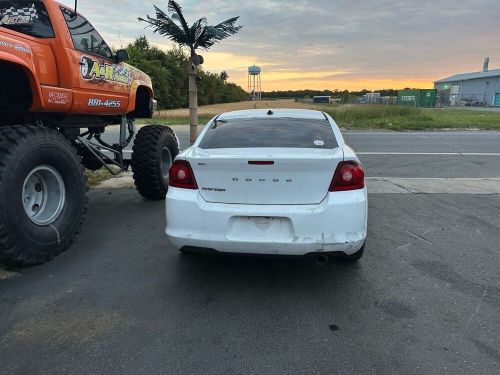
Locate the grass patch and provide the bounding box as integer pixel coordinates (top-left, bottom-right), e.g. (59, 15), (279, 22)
(324, 105), (500, 130)
(85, 168), (112, 187)
(144, 105), (500, 131)
(424, 109), (500, 130)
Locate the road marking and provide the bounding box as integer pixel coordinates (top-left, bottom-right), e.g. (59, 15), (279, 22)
(344, 131), (500, 135)
(358, 152), (500, 156)
(461, 153), (500, 156)
(359, 152), (459, 155)
(111, 150), (500, 157)
(367, 177), (500, 180)
(367, 177), (500, 194)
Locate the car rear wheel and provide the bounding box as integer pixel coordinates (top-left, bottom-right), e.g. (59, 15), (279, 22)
(131, 125), (179, 200)
(0, 125), (87, 266)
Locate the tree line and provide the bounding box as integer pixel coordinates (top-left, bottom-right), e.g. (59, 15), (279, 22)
(126, 36), (248, 109)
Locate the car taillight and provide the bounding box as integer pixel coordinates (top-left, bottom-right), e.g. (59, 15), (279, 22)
(169, 160), (198, 189)
(329, 161), (365, 192)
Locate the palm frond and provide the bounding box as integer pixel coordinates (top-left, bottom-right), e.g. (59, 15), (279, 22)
(191, 17), (207, 45)
(167, 0), (190, 35)
(195, 17), (243, 50)
(138, 6), (189, 46)
(167, 0), (181, 14)
(140, 2), (242, 55)
(214, 17), (243, 37)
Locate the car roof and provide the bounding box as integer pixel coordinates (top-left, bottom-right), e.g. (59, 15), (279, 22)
(217, 109), (327, 121)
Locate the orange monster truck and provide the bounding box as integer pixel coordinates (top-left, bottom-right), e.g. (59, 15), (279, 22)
(0, 0), (179, 265)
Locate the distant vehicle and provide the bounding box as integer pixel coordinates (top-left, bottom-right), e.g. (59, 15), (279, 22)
(313, 95), (331, 104)
(165, 109), (367, 263)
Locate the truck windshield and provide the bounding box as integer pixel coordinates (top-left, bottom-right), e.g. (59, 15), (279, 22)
(0, 1), (54, 38)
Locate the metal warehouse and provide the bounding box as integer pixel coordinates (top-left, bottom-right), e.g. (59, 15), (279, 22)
(434, 58), (500, 107)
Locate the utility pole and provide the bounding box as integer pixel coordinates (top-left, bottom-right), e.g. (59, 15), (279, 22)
(187, 54), (203, 145)
(187, 59), (198, 145)
(139, 0), (242, 145)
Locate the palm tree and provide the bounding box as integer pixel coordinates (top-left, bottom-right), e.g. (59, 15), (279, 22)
(139, 0), (242, 144)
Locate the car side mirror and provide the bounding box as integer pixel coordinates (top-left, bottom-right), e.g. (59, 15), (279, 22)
(115, 49), (129, 63)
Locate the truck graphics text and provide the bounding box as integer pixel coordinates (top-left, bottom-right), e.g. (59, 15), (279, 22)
(80, 56), (131, 84)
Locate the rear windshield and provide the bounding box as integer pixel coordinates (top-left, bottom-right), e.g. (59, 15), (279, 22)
(0, 1), (54, 38)
(199, 117), (338, 149)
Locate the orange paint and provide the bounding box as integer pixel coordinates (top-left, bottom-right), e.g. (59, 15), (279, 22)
(0, 0), (154, 115)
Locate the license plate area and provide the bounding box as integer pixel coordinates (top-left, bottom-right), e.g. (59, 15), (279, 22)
(226, 216), (294, 242)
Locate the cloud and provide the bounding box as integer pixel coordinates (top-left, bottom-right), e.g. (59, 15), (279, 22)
(58, 0), (500, 90)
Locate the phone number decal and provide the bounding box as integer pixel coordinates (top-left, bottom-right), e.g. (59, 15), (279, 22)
(88, 99), (121, 108)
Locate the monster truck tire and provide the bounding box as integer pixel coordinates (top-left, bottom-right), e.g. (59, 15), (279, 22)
(131, 125), (179, 200)
(0, 125), (87, 266)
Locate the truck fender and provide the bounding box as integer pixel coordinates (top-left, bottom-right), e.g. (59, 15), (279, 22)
(127, 81), (154, 116)
(0, 51), (43, 110)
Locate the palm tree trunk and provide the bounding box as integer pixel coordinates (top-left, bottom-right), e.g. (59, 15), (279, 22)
(187, 59), (198, 145)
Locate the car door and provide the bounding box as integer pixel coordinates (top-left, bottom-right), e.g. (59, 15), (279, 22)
(60, 7), (130, 114)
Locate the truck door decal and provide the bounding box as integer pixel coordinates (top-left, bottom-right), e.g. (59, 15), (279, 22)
(87, 98), (121, 108)
(80, 56), (131, 84)
(0, 1), (54, 38)
(0, 3), (38, 25)
(0, 38), (31, 53)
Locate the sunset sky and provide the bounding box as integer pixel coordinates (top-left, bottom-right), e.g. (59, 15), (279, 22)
(60, 0), (500, 91)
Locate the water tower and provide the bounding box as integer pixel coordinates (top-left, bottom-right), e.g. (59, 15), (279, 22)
(248, 65), (262, 100)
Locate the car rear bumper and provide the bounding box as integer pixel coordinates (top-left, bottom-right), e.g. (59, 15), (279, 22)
(165, 188), (367, 256)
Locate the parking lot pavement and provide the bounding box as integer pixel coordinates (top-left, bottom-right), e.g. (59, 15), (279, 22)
(1, 186), (499, 374)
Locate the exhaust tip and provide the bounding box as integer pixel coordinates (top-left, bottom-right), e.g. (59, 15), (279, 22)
(315, 254), (329, 266)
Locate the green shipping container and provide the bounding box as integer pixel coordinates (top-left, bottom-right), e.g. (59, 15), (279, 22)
(397, 89), (436, 107)
(419, 89), (437, 107)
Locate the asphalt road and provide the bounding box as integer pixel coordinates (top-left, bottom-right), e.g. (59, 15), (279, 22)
(0, 189), (499, 374)
(1, 130), (499, 374)
(104, 129), (500, 178)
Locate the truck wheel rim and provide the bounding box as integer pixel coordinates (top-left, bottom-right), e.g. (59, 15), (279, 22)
(22, 165), (66, 226)
(161, 147), (173, 178)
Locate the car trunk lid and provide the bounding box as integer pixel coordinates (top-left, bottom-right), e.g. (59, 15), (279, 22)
(187, 148), (343, 205)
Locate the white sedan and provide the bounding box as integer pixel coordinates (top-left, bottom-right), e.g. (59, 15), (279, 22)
(165, 109), (367, 263)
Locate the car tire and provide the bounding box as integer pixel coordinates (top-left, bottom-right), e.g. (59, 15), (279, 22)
(338, 242), (365, 262)
(131, 125), (179, 200)
(0, 125), (87, 266)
